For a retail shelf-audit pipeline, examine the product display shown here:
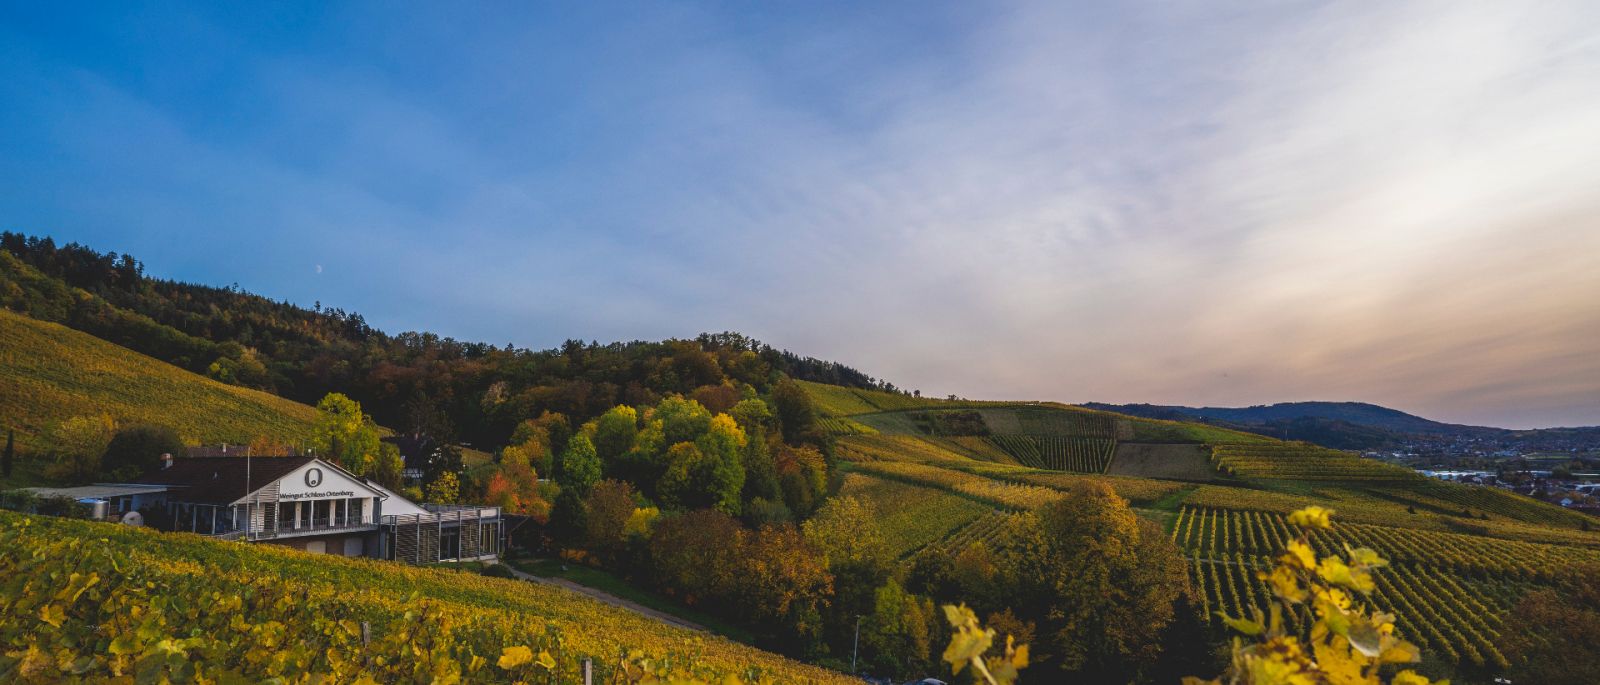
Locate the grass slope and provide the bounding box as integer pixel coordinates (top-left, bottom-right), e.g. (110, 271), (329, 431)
(0, 308), (321, 453)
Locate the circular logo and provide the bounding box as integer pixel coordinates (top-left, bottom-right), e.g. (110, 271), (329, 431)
(305, 468), (323, 488)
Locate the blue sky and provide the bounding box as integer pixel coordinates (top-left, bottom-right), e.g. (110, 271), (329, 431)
(3, 1), (1599, 428)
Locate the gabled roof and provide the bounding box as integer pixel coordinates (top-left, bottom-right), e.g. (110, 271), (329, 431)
(133, 456), (314, 505)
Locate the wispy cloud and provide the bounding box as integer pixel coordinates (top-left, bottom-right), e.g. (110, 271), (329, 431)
(1, 1), (1596, 427)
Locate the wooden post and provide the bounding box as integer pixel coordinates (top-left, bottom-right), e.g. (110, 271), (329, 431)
(361, 621), (371, 646)
(583, 658), (593, 685)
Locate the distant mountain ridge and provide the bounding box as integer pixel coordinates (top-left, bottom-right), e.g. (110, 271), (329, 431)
(1084, 401), (1600, 453)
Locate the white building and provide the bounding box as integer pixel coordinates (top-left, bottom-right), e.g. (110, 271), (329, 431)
(118, 455), (500, 562)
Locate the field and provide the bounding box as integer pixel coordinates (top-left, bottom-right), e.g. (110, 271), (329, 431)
(0, 308), (322, 454)
(0, 510), (853, 683)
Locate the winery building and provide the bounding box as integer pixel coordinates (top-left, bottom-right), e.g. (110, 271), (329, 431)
(110, 455), (504, 563)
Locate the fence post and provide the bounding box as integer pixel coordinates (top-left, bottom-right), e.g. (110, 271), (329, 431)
(583, 658), (593, 685)
(361, 621), (370, 646)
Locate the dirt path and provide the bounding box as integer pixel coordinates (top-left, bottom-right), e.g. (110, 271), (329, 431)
(506, 566), (709, 633)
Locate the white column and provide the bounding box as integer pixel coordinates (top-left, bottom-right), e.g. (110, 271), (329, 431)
(294, 501), (302, 529)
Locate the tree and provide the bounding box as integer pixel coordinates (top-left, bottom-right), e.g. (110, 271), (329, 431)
(47, 414), (116, 482)
(101, 423), (183, 480)
(771, 379), (820, 444)
(857, 580), (937, 678)
(775, 444), (828, 517)
(657, 442), (710, 511)
(3, 430), (14, 478)
(656, 396), (712, 445)
(369, 442), (405, 490)
(591, 405), (638, 470)
(647, 509), (745, 605)
(1496, 564), (1600, 685)
(993, 480), (1189, 681)
(693, 414), (747, 514)
(583, 479), (638, 564)
(557, 434), (601, 496)
(311, 393), (382, 476)
(804, 496), (895, 657)
(733, 523), (833, 653)
(424, 471), (460, 504)
(741, 428), (782, 504)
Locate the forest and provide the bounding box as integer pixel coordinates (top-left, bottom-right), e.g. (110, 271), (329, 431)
(0, 231), (900, 449)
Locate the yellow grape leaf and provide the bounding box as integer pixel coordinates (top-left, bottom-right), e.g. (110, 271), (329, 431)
(1379, 640), (1421, 664)
(1287, 506), (1333, 529)
(497, 645), (533, 669)
(1219, 613), (1263, 636)
(39, 603), (65, 628)
(535, 650), (556, 670)
(1284, 541), (1317, 570)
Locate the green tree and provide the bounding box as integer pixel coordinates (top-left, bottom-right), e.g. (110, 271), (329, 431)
(657, 442), (709, 511)
(558, 434), (602, 496)
(693, 414), (746, 514)
(369, 442), (405, 490)
(47, 414), (116, 482)
(591, 405), (639, 470)
(771, 379), (820, 444)
(741, 427), (782, 504)
(311, 393), (382, 476)
(424, 471), (460, 504)
(860, 580), (937, 679)
(656, 396), (712, 445)
(101, 424), (184, 480)
(729, 398), (773, 432)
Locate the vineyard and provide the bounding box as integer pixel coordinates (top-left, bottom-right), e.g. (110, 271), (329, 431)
(836, 472), (992, 558)
(817, 416), (878, 436)
(923, 511), (1017, 556)
(1182, 484), (1600, 547)
(846, 461), (1063, 511)
(986, 435), (1116, 473)
(1209, 442), (1421, 481)
(1173, 505), (1600, 670)
(0, 511), (854, 683)
(975, 406), (1122, 438)
(837, 434), (1186, 506)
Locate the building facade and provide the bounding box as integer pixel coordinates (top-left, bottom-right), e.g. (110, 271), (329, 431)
(118, 455), (501, 563)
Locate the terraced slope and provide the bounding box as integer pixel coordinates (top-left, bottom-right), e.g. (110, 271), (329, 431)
(0, 308), (321, 452)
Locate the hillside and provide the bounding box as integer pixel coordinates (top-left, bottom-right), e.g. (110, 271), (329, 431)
(0, 308), (321, 454)
(800, 381), (1600, 678)
(1088, 400), (1600, 452)
(1, 510), (851, 683)
(1, 234), (895, 449)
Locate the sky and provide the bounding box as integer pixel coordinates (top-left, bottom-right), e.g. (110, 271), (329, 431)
(2, 1), (1598, 429)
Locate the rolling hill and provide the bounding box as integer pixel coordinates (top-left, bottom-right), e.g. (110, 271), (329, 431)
(801, 381), (1600, 677)
(0, 307), (322, 454)
(1087, 400), (1600, 452)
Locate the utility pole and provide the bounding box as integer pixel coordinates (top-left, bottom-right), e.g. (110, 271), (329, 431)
(851, 614), (863, 673)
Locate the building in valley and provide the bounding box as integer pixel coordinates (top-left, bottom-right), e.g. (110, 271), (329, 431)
(119, 455), (502, 563)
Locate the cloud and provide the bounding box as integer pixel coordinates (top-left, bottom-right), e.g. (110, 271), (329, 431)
(2, 1), (1596, 427)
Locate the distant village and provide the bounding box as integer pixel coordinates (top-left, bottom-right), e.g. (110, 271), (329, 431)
(1371, 444), (1600, 517)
